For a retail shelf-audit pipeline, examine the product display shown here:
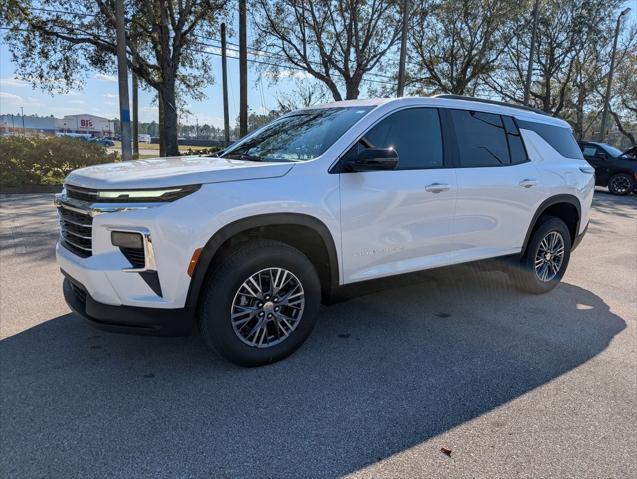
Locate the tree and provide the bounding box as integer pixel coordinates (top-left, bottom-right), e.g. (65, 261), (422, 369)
(409, 0), (520, 95)
(253, 0), (402, 100)
(4, 0), (227, 156)
(486, 0), (623, 116)
(275, 78), (330, 112)
(608, 41), (637, 145)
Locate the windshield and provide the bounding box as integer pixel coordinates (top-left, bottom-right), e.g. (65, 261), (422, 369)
(220, 107), (373, 162)
(600, 143), (623, 157)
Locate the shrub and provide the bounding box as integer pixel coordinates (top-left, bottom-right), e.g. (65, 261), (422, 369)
(0, 135), (118, 187)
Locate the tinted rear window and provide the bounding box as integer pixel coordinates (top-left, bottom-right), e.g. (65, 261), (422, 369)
(451, 110), (510, 167)
(518, 120), (583, 159)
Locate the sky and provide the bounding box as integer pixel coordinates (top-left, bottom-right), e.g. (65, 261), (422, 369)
(0, 35), (305, 129)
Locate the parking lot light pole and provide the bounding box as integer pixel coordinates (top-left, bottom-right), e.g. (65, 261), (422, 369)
(599, 7), (631, 142)
(115, 0), (133, 162)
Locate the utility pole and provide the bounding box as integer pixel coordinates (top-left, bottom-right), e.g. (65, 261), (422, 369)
(132, 36), (139, 159)
(132, 73), (139, 158)
(115, 0), (132, 161)
(523, 0), (540, 106)
(239, 0), (248, 137)
(20, 107), (26, 136)
(397, 0), (409, 97)
(599, 7), (631, 142)
(221, 22), (231, 144)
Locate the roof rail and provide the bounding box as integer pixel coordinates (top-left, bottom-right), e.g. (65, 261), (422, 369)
(433, 94), (551, 116)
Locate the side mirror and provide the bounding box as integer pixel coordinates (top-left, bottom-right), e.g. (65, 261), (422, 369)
(347, 148), (398, 172)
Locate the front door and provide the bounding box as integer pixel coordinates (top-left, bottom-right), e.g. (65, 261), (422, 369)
(339, 107), (458, 284)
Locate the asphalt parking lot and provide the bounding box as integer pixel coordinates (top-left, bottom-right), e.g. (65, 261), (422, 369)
(0, 191), (635, 478)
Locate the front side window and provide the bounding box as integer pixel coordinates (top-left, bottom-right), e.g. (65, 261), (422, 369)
(451, 110), (511, 167)
(344, 108), (443, 170)
(221, 107), (373, 162)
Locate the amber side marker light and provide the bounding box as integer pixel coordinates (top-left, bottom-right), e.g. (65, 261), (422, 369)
(187, 248), (203, 277)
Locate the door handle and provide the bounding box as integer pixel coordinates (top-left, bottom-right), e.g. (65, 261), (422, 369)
(519, 179), (538, 188)
(425, 183), (450, 193)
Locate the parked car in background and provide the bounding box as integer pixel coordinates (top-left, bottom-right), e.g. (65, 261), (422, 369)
(89, 137), (115, 147)
(622, 145), (637, 160)
(578, 141), (637, 195)
(138, 134), (151, 144)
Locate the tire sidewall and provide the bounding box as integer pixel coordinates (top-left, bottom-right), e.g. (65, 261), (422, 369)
(200, 242), (321, 366)
(521, 217), (572, 293)
(608, 173), (633, 196)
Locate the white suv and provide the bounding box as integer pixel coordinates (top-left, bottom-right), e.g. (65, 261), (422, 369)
(56, 95), (594, 366)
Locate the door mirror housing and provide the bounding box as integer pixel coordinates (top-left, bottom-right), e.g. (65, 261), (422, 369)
(347, 148), (398, 172)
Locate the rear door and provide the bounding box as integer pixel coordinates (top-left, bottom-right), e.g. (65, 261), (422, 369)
(338, 107), (458, 283)
(448, 110), (546, 262)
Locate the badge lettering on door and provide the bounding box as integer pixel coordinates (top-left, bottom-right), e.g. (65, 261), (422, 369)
(354, 246), (404, 257)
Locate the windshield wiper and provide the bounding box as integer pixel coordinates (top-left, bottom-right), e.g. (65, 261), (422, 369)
(223, 152), (264, 162)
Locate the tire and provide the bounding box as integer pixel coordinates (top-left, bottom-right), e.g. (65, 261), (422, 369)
(199, 239), (321, 367)
(608, 173), (633, 195)
(510, 216), (571, 294)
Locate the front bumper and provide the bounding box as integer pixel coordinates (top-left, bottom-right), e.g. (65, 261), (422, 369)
(63, 272), (196, 337)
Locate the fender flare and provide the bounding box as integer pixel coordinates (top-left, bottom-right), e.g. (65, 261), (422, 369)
(521, 194), (581, 255)
(185, 213), (339, 309)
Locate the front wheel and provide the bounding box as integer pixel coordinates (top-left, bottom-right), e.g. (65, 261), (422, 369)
(510, 216), (572, 294)
(199, 239), (321, 367)
(608, 173), (633, 195)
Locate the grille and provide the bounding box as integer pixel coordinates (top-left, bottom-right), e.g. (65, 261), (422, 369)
(120, 247), (145, 269)
(66, 185), (99, 203)
(58, 204), (93, 257)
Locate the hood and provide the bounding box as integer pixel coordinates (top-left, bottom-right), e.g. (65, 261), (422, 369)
(64, 156), (294, 189)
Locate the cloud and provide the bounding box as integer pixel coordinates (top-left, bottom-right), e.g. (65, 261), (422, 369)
(69, 99), (85, 105)
(0, 92), (46, 110)
(103, 93), (118, 99)
(0, 92), (24, 103)
(0, 78), (29, 88)
(94, 73), (118, 82)
(263, 70), (311, 80)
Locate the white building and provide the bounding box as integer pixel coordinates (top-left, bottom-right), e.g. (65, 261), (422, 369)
(0, 113), (113, 137)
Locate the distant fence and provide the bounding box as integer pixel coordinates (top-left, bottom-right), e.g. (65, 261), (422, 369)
(149, 137), (230, 147)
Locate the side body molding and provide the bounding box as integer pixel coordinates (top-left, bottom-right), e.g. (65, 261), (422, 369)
(185, 213), (340, 309)
(520, 194), (581, 255)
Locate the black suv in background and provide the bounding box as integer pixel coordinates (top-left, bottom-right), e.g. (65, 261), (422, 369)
(578, 141), (637, 195)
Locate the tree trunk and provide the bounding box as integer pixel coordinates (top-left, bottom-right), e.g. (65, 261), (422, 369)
(160, 82), (179, 157)
(159, 92), (166, 157)
(345, 81), (359, 100)
(574, 86), (585, 140)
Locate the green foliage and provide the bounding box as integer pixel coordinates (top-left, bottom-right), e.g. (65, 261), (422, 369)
(0, 136), (118, 187)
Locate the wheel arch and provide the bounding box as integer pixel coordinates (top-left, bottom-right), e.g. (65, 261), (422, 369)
(185, 213), (340, 310)
(521, 194), (581, 256)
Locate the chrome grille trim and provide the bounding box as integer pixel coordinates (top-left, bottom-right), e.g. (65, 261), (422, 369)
(55, 185), (163, 259)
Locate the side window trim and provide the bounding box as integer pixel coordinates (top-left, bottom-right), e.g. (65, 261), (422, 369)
(329, 106), (450, 173)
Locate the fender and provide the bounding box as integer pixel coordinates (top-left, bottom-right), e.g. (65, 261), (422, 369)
(521, 194), (581, 255)
(185, 213), (340, 310)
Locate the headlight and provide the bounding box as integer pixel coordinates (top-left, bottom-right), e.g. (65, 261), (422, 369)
(95, 184), (200, 202)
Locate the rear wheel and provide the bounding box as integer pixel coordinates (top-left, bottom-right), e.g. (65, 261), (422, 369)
(608, 173), (633, 195)
(199, 239), (321, 367)
(511, 216), (571, 294)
